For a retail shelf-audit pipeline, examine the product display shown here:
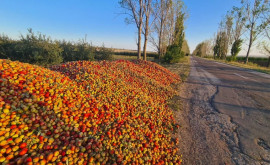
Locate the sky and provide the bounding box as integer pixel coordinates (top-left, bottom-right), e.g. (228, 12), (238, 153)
(0, 0), (264, 56)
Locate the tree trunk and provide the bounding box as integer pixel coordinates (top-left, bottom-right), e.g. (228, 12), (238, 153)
(158, 21), (163, 62)
(138, 27), (142, 60)
(245, 39), (253, 64)
(158, 34), (162, 61)
(143, 0), (151, 61)
(143, 30), (148, 61)
(137, 0), (143, 60)
(158, 0), (165, 62)
(245, 41), (252, 64)
(267, 56), (270, 67)
(245, 24), (254, 64)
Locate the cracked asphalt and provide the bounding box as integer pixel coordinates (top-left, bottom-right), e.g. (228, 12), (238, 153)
(175, 56), (270, 165)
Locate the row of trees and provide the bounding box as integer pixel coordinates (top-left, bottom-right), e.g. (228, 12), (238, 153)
(193, 0), (270, 65)
(119, 0), (190, 63)
(0, 29), (113, 66)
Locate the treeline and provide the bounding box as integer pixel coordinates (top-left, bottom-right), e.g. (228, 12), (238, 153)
(119, 0), (190, 63)
(0, 29), (113, 66)
(193, 0), (270, 66)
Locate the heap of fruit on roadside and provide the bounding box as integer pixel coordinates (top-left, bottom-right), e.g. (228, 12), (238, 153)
(0, 59), (181, 165)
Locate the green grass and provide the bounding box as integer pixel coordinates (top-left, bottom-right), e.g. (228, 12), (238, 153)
(204, 57), (270, 74)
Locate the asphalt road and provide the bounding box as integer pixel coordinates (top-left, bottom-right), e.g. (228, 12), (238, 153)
(177, 56), (270, 165)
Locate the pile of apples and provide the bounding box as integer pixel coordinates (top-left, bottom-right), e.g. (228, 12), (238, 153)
(0, 59), (181, 165)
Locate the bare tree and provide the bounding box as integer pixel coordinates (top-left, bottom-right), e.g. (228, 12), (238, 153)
(225, 13), (234, 47)
(227, 6), (246, 60)
(150, 0), (185, 60)
(258, 12), (270, 67)
(193, 42), (207, 57)
(168, 0), (185, 45)
(204, 39), (213, 56)
(167, 2), (175, 45)
(231, 6), (246, 42)
(241, 0), (270, 63)
(119, 0), (144, 59)
(153, 0), (171, 60)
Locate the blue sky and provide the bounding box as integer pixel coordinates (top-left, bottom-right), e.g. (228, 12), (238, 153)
(0, 0), (245, 53)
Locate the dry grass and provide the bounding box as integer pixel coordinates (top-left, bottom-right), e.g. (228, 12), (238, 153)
(205, 57), (270, 74)
(162, 56), (191, 112)
(227, 61), (270, 74)
(162, 56), (191, 82)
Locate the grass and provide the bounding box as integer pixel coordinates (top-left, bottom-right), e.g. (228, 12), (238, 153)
(162, 56), (191, 112)
(204, 57), (270, 74)
(162, 56), (191, 82)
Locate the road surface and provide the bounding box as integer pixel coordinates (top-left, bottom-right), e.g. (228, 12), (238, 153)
(176, 56), (270, 165)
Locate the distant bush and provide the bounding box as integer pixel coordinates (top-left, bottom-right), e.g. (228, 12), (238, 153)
(163, 45), (184, 63)
(95, 45), (113, 61)
(59, 40), (95, 62)
(0, 29), (97, 66)
(0, 35), (15, 60)
(0, 29), (160, 65)
(0, 29), (63, 66)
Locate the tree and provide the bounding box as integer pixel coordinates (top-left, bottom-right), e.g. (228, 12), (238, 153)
(181, 39), (190, 55)
(193, 41), (212, 57)
(119, 0), (144, 59)
(163, 1), (187, 64)
(213, 31), (229, 59)
(163, 44), (182, 63)
(204, 39), (214, 56)
(217, 14), (233, 59)
(193, 42), (205, 57)
(151, 0), (172, 60)
(228, 6), (246, 60)
(231, 39), (243, 61)
(241, 0), (270, 63)
(150, 0), (186, 61)
(231, 6), (246, 42)
(142, 0), (152, 61)
(173, 11), (185, 48)
(224, 13), (234, 48)
(258, 40), (270, 67)
(258, 20), (270, 67)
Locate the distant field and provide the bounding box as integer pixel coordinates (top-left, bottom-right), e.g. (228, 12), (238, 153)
(111, 48), (159, 59)
(113, 55), (155, 61)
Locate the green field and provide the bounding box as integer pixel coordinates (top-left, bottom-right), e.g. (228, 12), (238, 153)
(112, 55), (155, 61)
